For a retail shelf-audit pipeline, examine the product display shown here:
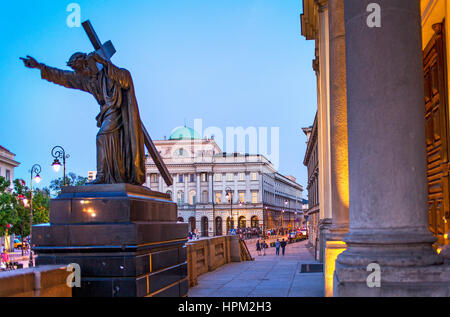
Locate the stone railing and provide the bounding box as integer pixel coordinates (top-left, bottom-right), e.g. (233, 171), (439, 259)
(187, 235), (252, 287)
(0, 265), (72, 297)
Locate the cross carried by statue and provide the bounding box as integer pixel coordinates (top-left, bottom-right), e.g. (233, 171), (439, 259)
(82, 20), (172, 187)
(21, 20), (173, 187)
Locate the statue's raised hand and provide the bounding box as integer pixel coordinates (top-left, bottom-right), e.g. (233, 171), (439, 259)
(20, 55), (41, 69)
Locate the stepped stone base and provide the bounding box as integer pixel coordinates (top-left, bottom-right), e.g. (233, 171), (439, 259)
(334, 262), (450, 297)
(32, 184), (188, 297)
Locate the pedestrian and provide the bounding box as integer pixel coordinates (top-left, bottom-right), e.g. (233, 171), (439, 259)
(256, 240), (261, 256)
(275, 239), (281, 256)
(280, 239), (287, 256)
(262, 240), (267, 256)
(1, 248), (9, 269)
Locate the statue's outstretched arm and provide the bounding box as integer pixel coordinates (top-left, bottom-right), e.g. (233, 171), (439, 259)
(21, 55), (89, 92)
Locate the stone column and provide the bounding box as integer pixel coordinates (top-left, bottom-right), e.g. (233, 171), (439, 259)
(328, 0), (349, 241)
(208, 173), (213, 203)
(196, 173), (201, 203)
(245, 172), (251, 202)
(316, 0), (333, 264)
(334, 0), (449, 297)
(158, 174), (163, 192)
(184, 173), (188, 204)
(173, 175), (177, 203)
(145, 173), (151, 188)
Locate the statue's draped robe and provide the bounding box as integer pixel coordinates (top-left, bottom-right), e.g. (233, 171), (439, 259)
(41, 62), (146, 185)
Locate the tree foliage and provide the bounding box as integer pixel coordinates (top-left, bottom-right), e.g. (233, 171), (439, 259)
(0, 177), (50, 238)
(49, 172), (87, 196)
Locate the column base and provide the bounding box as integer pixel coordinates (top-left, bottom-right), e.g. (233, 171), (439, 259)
(334, 262), (450, 297)
(324, 240), (346, 297)
(318, 218), (332, 262)
(338, 228), (442, 267)
(328, 223), (348, 242)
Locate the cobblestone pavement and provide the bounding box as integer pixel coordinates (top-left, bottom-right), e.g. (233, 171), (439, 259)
(188, 239), (324, 297)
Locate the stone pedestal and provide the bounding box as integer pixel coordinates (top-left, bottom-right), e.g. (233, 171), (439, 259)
(32, 184), (188, 297)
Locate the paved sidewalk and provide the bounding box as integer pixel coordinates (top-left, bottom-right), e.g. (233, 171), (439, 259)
(188, 240), (324, 297)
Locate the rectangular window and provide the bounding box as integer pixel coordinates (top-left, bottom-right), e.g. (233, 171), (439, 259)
(190, 174), (195, 182)
(226, 173), (233, 181)
(215, 192), (222, 204)
(239, 191), (245, 203)
(251, 191), (258, 204)
(5, 170), (10, 181)
(178, 174), (183, 183)
(239, 173), (245, 181)
(214, 173), (222, 182)
(201, 173), (207, 182)
(151, 173), (157, 183)
(251, 172), (258, 181)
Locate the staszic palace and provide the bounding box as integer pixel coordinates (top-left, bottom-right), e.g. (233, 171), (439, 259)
(144, 126), (304, 237)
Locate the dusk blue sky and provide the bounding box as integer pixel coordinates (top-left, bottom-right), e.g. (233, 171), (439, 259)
(0, 0), (316, 194)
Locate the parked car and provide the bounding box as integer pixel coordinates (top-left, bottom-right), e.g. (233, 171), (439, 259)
(13, 239), (22, 249)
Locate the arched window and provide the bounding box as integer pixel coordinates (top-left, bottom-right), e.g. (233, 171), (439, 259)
(201, 217), (209, 237)
(189, 217), (196, 232)
(251, 216), (259, 228)
(238, 216), (246, 228)
(215, 217), (223, 236)
(189, 190), (197, 205)
(177, 190), (184, 205)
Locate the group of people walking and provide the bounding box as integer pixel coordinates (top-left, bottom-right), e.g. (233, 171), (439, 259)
(255, 238), (287, 256)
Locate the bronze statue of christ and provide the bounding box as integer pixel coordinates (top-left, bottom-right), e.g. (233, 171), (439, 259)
(21, 52), (146, 185)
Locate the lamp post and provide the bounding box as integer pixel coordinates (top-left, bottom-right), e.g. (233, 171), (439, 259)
(51, 146), (69, 186)
(225, 186), (233, 234)
(29, 164), (42, 267)
(285, 199), (291, 229)
(264, 206), (268, 239)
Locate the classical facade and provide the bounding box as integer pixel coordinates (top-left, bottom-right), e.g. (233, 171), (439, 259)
(145, 127), (304, 237)
(301, 0), (450, 296)
(0, 145), (20, 190)
(302, 115), (321, 259)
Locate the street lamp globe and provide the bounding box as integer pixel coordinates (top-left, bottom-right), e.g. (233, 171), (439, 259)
(52, 158), (62, 172)
(34, 174), (41, 183)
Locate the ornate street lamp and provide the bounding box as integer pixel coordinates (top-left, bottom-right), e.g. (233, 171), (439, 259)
(29, 164), (42, 267)
(225, 186), (233, 233)
(51, 146), (69, 186)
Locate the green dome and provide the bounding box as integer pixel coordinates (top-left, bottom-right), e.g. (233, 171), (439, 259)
(169, 126), (201, 140)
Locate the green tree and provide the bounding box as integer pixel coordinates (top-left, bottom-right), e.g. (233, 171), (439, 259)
(49, 172), (87, 196)
(0, 177), (18, 236)
(0, 179), (51, 244)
